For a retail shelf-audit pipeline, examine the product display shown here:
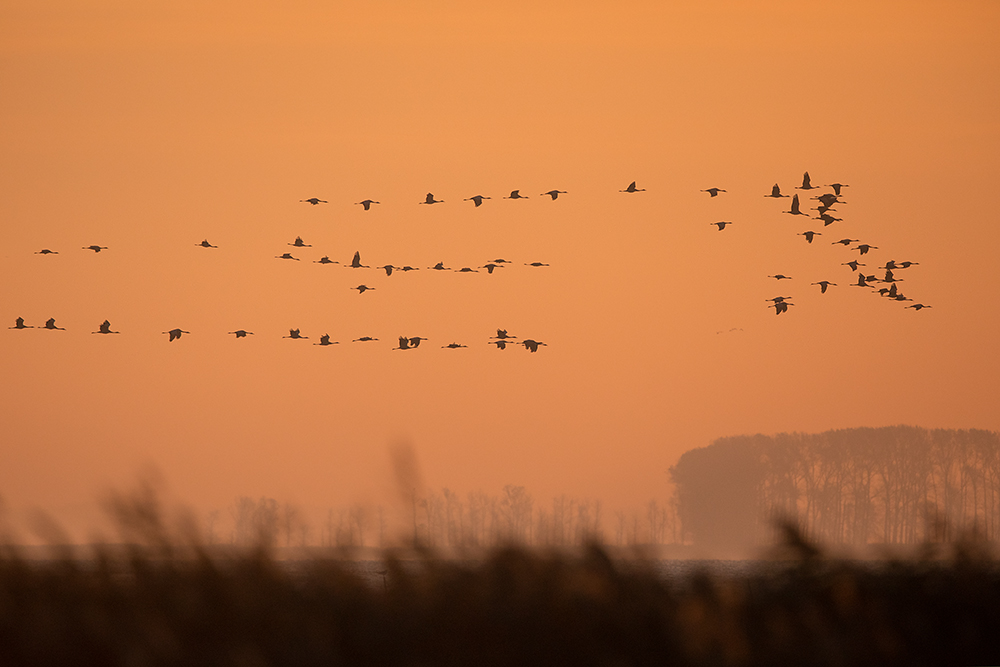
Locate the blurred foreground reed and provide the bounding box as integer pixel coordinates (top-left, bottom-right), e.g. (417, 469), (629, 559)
(1, 521), (998, 666)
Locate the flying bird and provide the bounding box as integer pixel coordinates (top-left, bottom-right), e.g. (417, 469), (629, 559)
(408, 336), (428, 348)
(620, 181), (645, 193)
(784, 194), (808, 216)
(812, 193), (843, 208)
(43, 318), (65, 330)
(481, 263), (503, 274)
(353, 336), (379, 342)
(163, 328), (190, 342)
(489, 340), (509, 350)
(764, 296), (792, 304)
(352, 284), (375, 294)
(852, 244), (878, 255)
(442, 343), (467, 349)
(377, 264), (397, 276)
(772, 301), (794, 315)
(284, 329), (307, 339)
(701, 188), (726, 197)
(315, 256), (338, 264)
(289, 236), (311, 247)
(35, 249), (58, 254)
(492, 329), (516, 340)
(83, 245), (107, 253)
(765, 184), (789, 198)
(521, 339), (547, 352)
(275, 253), (300, 260)
(541, 190), (567, 200)
(315, 334), (339, 346)
(825, 183), (850, 196)
(196, 240), (217, 248)
(93, 320), (119, 334)
(815, 213), (842, 226)
(490, 258), (512, 264)
(428, 262), (451, 271)
(228, 330), (254, 338)
(796, 172), (819, 190)
(710, 221), (734, 231)
(349, 251), (368, 268)
(420, 193), (443, 204)
(832, 238), (860, 246)
(356, 199), (380, 210)
(393, 336), (410, 350)
(398, 265), (419, 272)
(811, 281), (836, 293)
(799, 231), (822, 243)
(504, 190), (528, 199)
(455, 267), (479, 273)
(9, 317), (32, 329)
(301, 198), (328, 205)
(464, 195), (490, 207)
(524, 262), (549, 267)
(907, 303), (932, 311)
(767, 274), (793, 280)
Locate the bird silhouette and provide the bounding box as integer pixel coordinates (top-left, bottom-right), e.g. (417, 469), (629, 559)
(284, 329), (307, 339)
(356, 199), (380, 210)
(799, 231), (822, 243)
(481, 263), (502, 274)
(289, 236), (311, 247)
(784, 194), (808, 216)
(93, 320), (119, 334)
(429, 262), (451, 271)
(408, 336), (428, 348)
(353, 285), (375, 294)
(812, 193), (843, 208)
(521, 339), (547, 352)
(765, 184), (789, 198)
(35, 249), (58, 254)
(442, 343), (467, 349)
(301, 198), (328, 205)
(701, 188), (726, 197)
(853, 274), (872, 288)
(711, 221), (733, 231)
(504, 190), (528, 199)
(393, 336), (411, 350)
(455, 267), (479, 273)
(163, 328), (190, 342)
(907, 303), (932, 311)
(42, 318), (66, 330)
(350, 251), (369, 268)
(765, 296), (792, 304)
(492, 329), (516, 340)
(9, 317), (32, 329)
(814, 203), (837, 216)
(489, 340), (509, 350)
(353, 336), (379, 342)
(315, 334), (339, 346)
(420, 193), (443, 204)
(315, 256), (338, 264)
(541, 190), (566, 200)
(620, 181), (645, 193)
(767, 274), (793, 280)
(796, 172), (819, 190)
(897, 261), (920, 269)
(811, 281), (836, 293)
(882, 269), (901, 283)
(196, 240), (217, 248)
(772, 301), (794, 315)
(276, 253), (299, 261)
(464, 195), (490, 207)
(852, 244), (878, 255)
(815, 213), (842, 226)
(832, 238), (860, 246)
(378, 265), (396, 276)
(398, 265), (419, 272)
(825, 183), (850, 196)
(83, 245), (107, 253)
(524, 262), (549, 267)
(228, 330), (253, 338)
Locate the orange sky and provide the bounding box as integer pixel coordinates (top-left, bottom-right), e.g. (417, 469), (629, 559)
(2, 0), (999, 539)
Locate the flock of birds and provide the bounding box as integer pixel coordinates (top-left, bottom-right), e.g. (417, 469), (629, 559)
(11, 176), (930, 350)
(725, 172), (930, 316)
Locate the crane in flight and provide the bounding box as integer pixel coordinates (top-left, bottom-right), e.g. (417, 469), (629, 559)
(525, 262), (549, 267)
(196, 240), (217, 248)
(825, 183), (850, 196)
(907, 303), (931, 311)
(811, 281), (836, 294)
(289, 236), (311, 247)
(35, 249), (58, 254)
(356, 199), (380, 210)
(353, 336), (379, 342)
(481, 263), (503, 273)
(377, 264), (397, 276)
(349, 251), (369, 268)
(315, 256), (338, 264)
(83, 245), (108, 253)
(163, 328), (190, 342)
(93, 320), (119, 334)
(276, 253), (299, 261)
(352, 284), (375, 294)
(767, 274), (793, 280)
(228, 330), (253, 338)
(465, 195), (490, 207)
(315, 334), (339, 346)
(429, 262), (451, 271)
(43, 318), (66, 330)
(489, 340), (509, 350)
(284, 329), (307, 339)
(492, 329), (516, 340)
(796, 172), (819, 190)
(420, 193), (443, 204)
(701, 188), (726, 197)
(541, 190), (567, 200)
(442, 343), (467, 349)
(710, 221), (733, 231)
(455, 267), (479, 273)
(765, 184), (789, 198)
(620, 181), (645, 193)
(408, 336), (428, 348)
(393, 336), (411, 350)
(504, 190), (528, 199)
(852, 244), (878, 255)
(784, 194), (808, 217)
(799, 231), (822, 244)
(521, 339), (547, 352)
(301, 198), (327, 205)
(9, 317), (32, 329)
(771, 301), (794, 315)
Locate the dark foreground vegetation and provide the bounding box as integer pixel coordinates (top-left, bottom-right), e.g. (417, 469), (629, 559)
(2, 527), (999, 667)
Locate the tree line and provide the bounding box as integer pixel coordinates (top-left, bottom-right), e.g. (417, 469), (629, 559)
(669, 426), (1000, 551)
(215, 486), (680, 550)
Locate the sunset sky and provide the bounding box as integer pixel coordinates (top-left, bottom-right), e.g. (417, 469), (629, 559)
(2, 0), (999, 539)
